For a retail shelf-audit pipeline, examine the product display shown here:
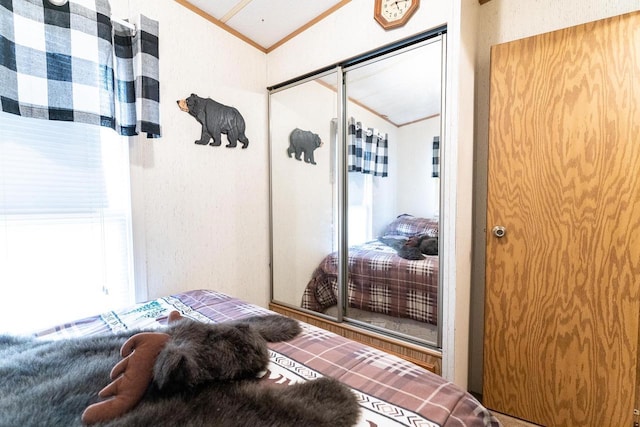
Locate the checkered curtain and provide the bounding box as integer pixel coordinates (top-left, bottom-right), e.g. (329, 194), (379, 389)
(347, 117), (388, 177)
(0, 0), (161, 138)
(432, 136), (440, 178)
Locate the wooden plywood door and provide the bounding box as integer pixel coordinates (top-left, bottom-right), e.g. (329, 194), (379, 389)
(483, 12), (640, 427)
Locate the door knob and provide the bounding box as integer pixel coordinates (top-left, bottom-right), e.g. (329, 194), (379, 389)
(492, 225), (506, 238)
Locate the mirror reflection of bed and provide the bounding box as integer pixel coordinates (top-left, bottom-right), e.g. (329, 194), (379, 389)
(303, 214), (439, 343)
(269, 33), (443, 350)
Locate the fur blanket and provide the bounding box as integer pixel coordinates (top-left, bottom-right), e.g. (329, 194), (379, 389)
(0, 315), (360, 427)
(379, 234), (438, 260)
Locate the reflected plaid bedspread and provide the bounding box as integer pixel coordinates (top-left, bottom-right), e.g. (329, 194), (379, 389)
(35, 289), (498, 427)
(301, 240), (439, 325)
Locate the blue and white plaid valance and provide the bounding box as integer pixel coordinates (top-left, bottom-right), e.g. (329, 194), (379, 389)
(0, 0), (161, 138)
(347, 117), (388, 178)
(432, 136), (440, 178)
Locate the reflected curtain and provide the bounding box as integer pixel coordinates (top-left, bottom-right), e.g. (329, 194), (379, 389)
(432, 136), (440, 178)
(0, 0), (161, 138)
(347, 117), (388, 177)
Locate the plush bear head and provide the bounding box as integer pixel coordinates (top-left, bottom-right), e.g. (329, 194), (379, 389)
(82, 313), (301, 425)
(155, 320), (267, 391)
(419, 236), (438, 256)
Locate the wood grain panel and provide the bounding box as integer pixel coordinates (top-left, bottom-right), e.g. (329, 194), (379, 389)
(483, 12), (640, 427)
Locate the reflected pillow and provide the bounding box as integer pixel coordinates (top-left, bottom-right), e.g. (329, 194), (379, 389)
(382, 214), (438, 238)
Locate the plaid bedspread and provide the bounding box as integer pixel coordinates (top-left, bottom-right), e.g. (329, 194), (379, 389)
(301, 240), (439, 325)
(35, 289), (498, 427)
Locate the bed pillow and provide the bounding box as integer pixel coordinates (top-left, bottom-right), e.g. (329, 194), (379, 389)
(382, 214), (438, 238)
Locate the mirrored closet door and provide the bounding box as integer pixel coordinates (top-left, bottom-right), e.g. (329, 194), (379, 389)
(269, 70), (339, 308)
(269, 31), (445, 349)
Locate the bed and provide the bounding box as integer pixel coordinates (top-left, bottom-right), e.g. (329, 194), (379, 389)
(301, 214), (439, 328)
(25, 289), (497, 426)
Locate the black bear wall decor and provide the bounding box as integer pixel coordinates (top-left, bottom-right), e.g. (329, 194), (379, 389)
(287, 128), (323, 165)
(177, 94), (249, 148)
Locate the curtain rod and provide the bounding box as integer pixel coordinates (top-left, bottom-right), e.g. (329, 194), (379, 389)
(111, 16), (137, 36)
(46, 0), (136, 36)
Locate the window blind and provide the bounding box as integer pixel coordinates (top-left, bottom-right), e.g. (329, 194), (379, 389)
(0, 113), (106, 214)
(0, 112), (135, 334)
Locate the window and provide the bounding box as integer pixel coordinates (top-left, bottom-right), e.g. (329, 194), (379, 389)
(0, 112), (135, 334)
(348, 172), (373, 245)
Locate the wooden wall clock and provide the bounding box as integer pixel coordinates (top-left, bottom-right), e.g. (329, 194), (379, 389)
(374, 0), (420, 30)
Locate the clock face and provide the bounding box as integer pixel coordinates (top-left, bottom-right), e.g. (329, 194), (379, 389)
(374, 0), (419, 30)
(381, 0), (412, 21)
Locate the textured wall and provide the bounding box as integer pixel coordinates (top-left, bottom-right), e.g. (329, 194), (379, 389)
(111, 0), (270, 306)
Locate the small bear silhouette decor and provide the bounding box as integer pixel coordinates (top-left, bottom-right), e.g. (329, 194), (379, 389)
(287, 128), (323, 165)
(177, 93), (249, 148)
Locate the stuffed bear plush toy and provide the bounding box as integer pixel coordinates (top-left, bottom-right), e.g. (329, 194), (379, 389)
(287, 128), (323, 165)
(177, 94), (250, 148)
(0, 313), (360, 427)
